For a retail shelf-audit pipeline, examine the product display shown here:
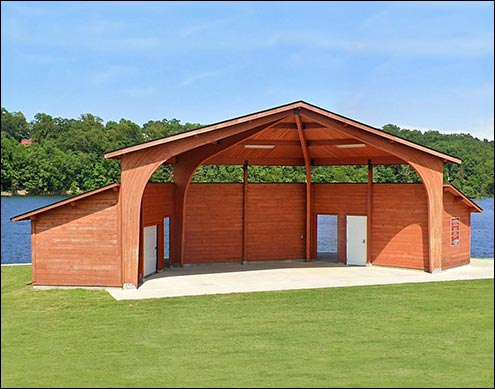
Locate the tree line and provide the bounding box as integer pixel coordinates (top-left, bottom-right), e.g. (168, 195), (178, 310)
(1, 107), (493, 199)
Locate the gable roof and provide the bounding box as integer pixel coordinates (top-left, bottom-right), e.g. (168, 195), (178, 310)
(443, 184), (483, 213)
(11, 183), (120, 222)
(104, 100), (461, 165)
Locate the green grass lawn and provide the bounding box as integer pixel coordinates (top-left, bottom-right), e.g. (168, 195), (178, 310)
(1, 265), (493, 388)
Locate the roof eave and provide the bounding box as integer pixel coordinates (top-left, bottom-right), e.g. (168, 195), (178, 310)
(11, 183), (120, 222)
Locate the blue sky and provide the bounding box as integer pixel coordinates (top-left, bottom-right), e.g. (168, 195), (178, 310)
(1, 1), (494, 140)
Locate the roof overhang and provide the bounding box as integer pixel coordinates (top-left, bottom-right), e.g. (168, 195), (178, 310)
(11, 183), (120, 222)
(443, 184), (483, 213)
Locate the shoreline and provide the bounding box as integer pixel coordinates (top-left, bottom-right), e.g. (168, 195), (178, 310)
(2, 191), (493, 200)
(2, 258), (494, 267)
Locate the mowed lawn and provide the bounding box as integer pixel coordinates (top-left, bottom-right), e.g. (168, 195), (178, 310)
(1, 265), (493, 388)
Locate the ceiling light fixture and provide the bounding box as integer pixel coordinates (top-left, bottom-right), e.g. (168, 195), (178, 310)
(244, 144), (276, 149)
(335, 144), (366, 149)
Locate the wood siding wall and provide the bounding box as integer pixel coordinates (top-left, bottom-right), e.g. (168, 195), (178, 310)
(246, 184), (305, 261)
(313, 184), (367, 215)
(442, 191), (471, 269)
(30, 182), (475, 287)
(312, 184), (367, 262)
(142, 183), (175, 226)
(182, 184), (305, 263)
(184, 184), (244, 263)
(32, 190), (120, 286)
(369, 184), (429, 270)
(179, 183), (471, 269)
(312, 183), (429, 269)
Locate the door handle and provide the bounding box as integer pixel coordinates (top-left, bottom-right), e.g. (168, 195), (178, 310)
(362, 239), (366, 244)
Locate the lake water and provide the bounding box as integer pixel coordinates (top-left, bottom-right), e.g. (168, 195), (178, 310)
(1, 196), (493, 264)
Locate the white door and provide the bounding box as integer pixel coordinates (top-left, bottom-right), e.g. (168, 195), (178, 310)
(144, 225), (158, 277)
(346, 216), (367, 266)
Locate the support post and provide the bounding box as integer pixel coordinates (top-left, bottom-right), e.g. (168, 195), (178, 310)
(242, 160), (249, 263)
(367, 160), (373, 264)
(120, 155), (163, 289)
(410, 159), (444, 273)
(294, 110), (312, 262)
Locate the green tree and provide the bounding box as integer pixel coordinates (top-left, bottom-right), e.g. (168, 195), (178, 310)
(1, 108), (30, 140)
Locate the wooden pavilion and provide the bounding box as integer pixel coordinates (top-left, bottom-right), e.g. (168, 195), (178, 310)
(12, 101), (482, 288)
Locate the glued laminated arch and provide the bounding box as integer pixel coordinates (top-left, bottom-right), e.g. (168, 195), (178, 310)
(117, 113), (291, 287)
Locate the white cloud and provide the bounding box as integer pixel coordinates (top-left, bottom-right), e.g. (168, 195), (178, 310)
(179, 70), (223, 87)
(268, 31), (493, 58)
(180, 18), (232, 37)
(120, 86), (156, 98)
(90, 66), (139, 87)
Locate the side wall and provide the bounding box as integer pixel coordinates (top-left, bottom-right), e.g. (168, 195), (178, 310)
(442, 191), (471, 269)
(32, 189), (120, 286)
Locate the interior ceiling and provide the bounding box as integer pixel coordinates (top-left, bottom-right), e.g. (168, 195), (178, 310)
(201, 113), (405, 166)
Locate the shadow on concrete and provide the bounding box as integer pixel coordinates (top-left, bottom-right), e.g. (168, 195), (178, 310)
(146, 258), (345, 280)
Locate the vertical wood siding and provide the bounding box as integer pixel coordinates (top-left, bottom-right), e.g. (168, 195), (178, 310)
(33, 190), (120, 286)
(442, 191), (471, 269)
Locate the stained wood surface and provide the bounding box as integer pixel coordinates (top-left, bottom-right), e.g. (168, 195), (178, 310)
(184, 184), (244, 263)
(442, 191), (471, 269)
(370, 184), (429, 270)
(27, 182), (478, 287)
(32, 190), (121, 287)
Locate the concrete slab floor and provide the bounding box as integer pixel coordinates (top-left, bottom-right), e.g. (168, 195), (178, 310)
(106, 258), (494, 301)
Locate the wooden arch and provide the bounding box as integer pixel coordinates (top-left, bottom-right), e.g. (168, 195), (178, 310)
(107, 101), (459, 288)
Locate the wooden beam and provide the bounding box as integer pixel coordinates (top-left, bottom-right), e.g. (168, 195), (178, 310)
(300, 106), (446, 272)
(308, 138), (364, 147)
(241, 139), (301, 146)
(367, 160), (373, 264)
(295, 110), (312, 262)
(298, 105), (460, 164)
(203, 154), (306, 166)
(271, 122), (325, 129)
(313, 156), (405, 166)
(412, 160), (444, 272)
(242, 161), (248, 263)
(105, 103), (301, 159)
(118, 111), (292, 287)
